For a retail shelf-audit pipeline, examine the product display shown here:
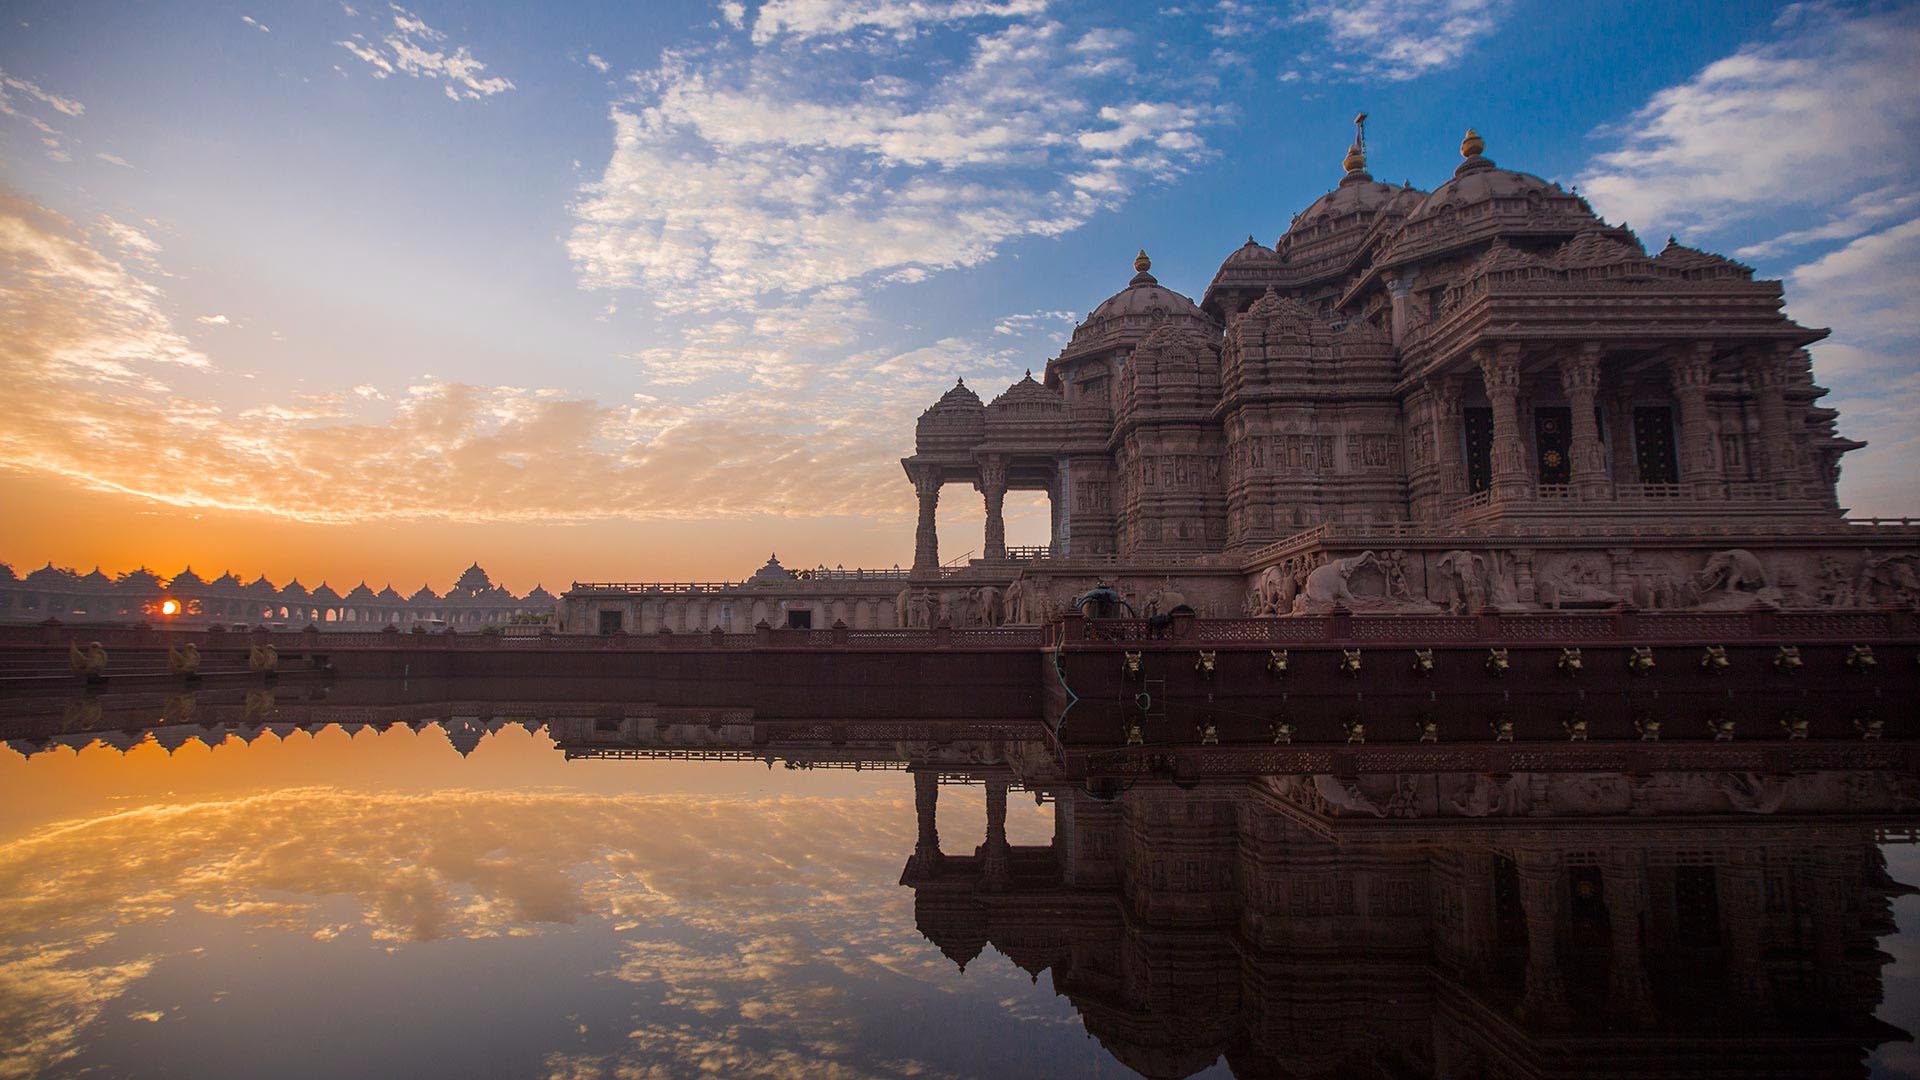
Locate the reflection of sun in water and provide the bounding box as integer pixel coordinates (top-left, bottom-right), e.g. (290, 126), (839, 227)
(160, 599), (180, 616)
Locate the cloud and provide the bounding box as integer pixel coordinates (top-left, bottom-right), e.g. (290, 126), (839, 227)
(747, 0), (1049, 45)
(94, 151), (133, 169)
(1781, 216), (1920, 515)
(1199, 0), (1507, 81)
(0, 68), (84, 119)
(193, 313), (231, 326)
(0, 66), (85, 163)
(0, 187), (1062, 526)
(569, 9), (1218, 314)
(1576, 4), (1920, 239)
(0, 783), (934, 1079)
(241, 14), (270, 32)
(585, 52), (609, 73)
(336, 3), (514, 100)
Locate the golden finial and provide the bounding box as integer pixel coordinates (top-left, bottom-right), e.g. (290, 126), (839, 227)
(1461, 127), (1485, 159)
(1344, 112), (1368, 172)
(1134, 249), (1151, 273)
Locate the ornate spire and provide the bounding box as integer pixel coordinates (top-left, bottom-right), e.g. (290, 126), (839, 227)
(1460, 127), (1485, 159)
(1343, 112), (1368, 174)
(1134, 249), (1151, 273)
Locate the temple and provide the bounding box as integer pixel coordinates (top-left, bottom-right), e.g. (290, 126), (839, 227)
(885, 121), (1918, 627)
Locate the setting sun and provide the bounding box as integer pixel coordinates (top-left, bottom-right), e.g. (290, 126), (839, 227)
(159, 598), (180, 616)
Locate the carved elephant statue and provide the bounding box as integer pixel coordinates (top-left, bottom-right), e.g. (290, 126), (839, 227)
(1695, 548), (1768, 594)
(1249, 565), (1298, 616)
(1291, 551), (1378, 613)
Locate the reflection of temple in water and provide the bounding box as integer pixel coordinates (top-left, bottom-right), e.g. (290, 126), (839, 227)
(902, 766), (1917, 1079)
(3, 680), (1915, 1079)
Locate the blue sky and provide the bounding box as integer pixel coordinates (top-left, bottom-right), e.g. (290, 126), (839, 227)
(1, 0), (1915, 587)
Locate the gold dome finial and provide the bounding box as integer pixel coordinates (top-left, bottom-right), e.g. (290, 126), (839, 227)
(1134, 249), (1151, 273)
(1344, 112), (1368, 173)
(1461, 127), (1485, 159)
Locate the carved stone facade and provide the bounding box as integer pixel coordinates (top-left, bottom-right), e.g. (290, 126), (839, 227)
(901, 123), (1918, 622)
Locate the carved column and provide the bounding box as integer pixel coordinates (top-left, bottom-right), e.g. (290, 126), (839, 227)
(1670, 342), (1723, 499)
(1477, 344), (1530, 501)
(1560, 343), (1613, 499)
(1514, 848), (1570, 1026)
(981, 775), (1012, 890)
(979, 456), (1009, 562)
(1388, 272), (1418, 348)
(1426, 374), (1465, 506)
(909, 769), (943, 874)
(911, 467), (941, 574)
(1720, 848), (1770, 1008)
(1746, 347), (1795, 499)
(1602, 849), (1658, 1024)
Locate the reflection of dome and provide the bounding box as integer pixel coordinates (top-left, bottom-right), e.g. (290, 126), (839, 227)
(913, 888), (988, 971)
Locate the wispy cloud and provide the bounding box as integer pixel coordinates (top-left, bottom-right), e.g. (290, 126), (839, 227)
(1576, 4), (1920, 239)
(241, 14), (270, 33)
(336, 3), (515, 101)
(0, 66), (86, 162)
(1202, 0), (1508, 81)
(570, 8), (1217, 314)
(0, 189), (1044, 524)
(584, 52), (609, 73)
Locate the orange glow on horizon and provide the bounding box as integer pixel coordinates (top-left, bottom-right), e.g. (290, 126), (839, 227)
(160, 599), (180, 616)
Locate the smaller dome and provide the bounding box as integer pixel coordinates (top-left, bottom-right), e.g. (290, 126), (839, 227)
(749, 554), (795, 584)
(377, 584), (405, 602)
(987, 371), (1065, 413)
(925, 378), (983, 414)
(1086, 251), (1204, 322)
(310, 582), (342, 603)
(1218, 236), (1281, 270)
(1407, 133), (1560, 223)
(409, 584), (439, 602)
(24, 562), (77, 588)
(346, 582), (378, 601)
(281, 579), (311, 601)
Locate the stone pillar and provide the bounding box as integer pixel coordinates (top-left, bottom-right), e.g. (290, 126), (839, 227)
(910, 769), (943, 874)
(979, 456), (1009, 562)
(1560, 343), (1613, 499)
(1720, 848), (1770, 1008)
(1603, 850), (1658, 1025)
(1426, 374), (1464, 506)
(911, 468), (941, 574)
(1477, 344), (1530, 501)
(1670, 342), (1723, 499)
(1747, 347), (1796, 499)
(1514, 848), (1570, 1026)
(981, 775), (1012, 890)
(1388, 272), (1418, 349)
(1609, 389), (1637, 484)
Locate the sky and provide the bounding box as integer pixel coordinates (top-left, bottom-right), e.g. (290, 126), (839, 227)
(1, 0), (1916, 594)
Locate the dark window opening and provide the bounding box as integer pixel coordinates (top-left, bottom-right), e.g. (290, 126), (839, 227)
(1674, 865), (1721, 944)
(597, 610), (623, 635)
(1463, 407), (1494, 493)
(1633, 406), (1679, 484)
(786, 609), (813, 630)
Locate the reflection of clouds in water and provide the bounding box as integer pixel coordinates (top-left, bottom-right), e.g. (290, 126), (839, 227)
(0, 937), (154, 1080)
(0, 786), (940, 1079)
